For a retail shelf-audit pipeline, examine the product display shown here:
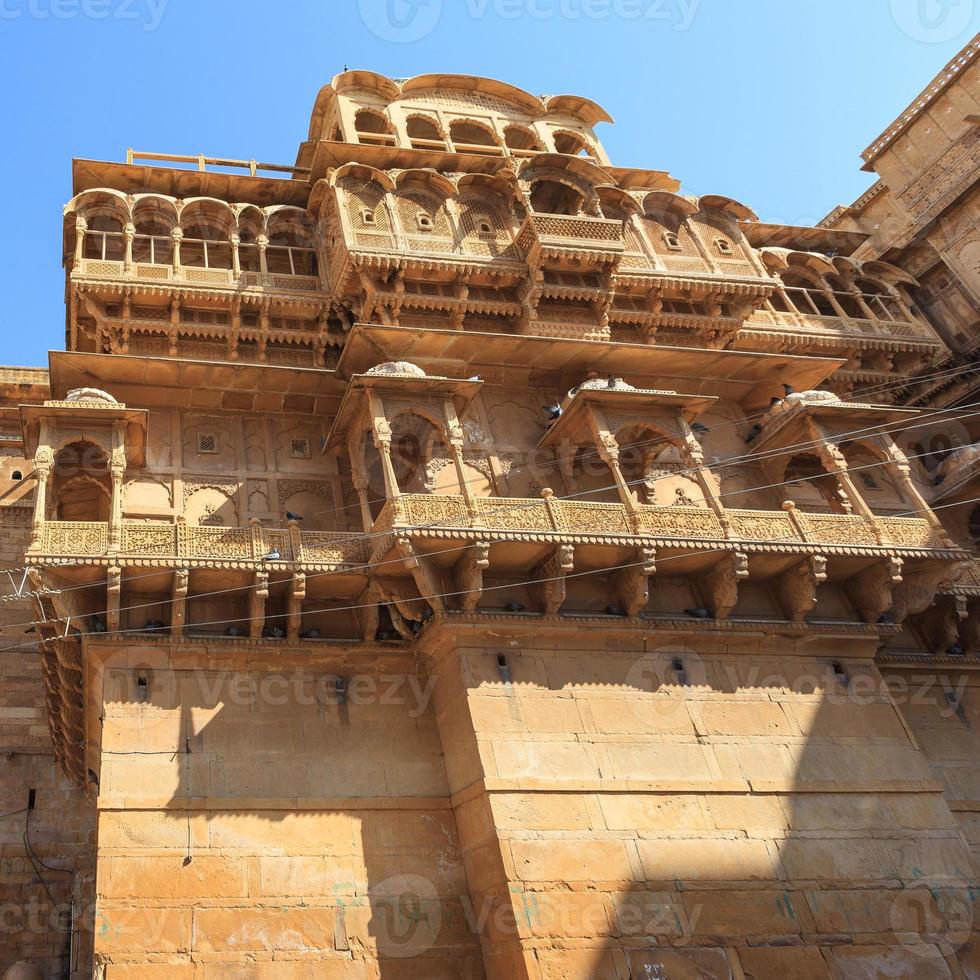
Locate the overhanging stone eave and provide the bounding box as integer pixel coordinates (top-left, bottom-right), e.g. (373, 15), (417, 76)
(48, 349), (345, 410)
(72, 157), (311, 207)
(336, 323), (845, 410)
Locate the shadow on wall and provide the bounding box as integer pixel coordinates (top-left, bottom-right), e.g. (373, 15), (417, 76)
(435, 638), (980, 979)
(84, 631), (980, 979)
(91, 641), (484, 978)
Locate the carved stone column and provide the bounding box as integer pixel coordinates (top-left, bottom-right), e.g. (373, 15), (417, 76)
(73, 216), (88, 270)
(230, 233), (241, 278)
(107, 422), (127, 555)
(123, 222), (135, 273)
(256, 233), (269, 275)
(29, 449), (53, 550)
(171, 227), (183, 275)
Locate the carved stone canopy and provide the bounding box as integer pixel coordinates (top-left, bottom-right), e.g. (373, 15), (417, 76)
(750, 398), (919, 456)
(365, 360), (427, 378)
(540, 386), (716, 450)
(65, 387), (119, 405)
(19, 401), (149, 465)
(325, 371), (484, 453)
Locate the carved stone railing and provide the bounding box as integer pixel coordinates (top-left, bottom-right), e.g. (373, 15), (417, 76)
(41, 521), (109, 557)
(74, 258), (323, 294)
(519, 212), (625, 261)
(369, 495), (951, 555)
(751, 309), (941, 346)
(34, 520), (366, 565)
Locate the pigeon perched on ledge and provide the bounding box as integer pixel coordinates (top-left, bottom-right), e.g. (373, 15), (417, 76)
(744, 424), (763, 444)
(684, 607), (715, 620)
(605, 604), (628, 617)
(285, 512), (304, 521)
(263, 548), (281, 561)
(504, 601), (526, 613)
(545, 405), (562, 421)
(262, 625), (285, 639)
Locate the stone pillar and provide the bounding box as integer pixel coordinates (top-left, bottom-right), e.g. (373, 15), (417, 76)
(123, 222), (135, 273)
(73, 216), (87, 269)
(230, 233), (241, 278)
(256, 233), (269, 275)
(29, 450), (52, 550)
(108, 423), (126, 555)
(171, 227), (183, 275)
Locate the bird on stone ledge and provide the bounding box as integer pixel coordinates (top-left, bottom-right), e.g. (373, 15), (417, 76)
(544, 404), (562, 421)
(263, 548), (281, 561)
(143, 620), (166, 633)
(90, 616), (107, 633)
(285, 511), (304, 521)
(684, 607), (715, 620)
(782, 383), (795, 396)
(605, 604), (628, 617)
(504, 600), (526, 613)
(225, 626), (244, 637)
(300, 628), (322, 639)
(744, 424), (763, 444)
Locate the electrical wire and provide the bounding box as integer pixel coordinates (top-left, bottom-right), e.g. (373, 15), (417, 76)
(3, 389), (978, 622)
(3, 397), (978, 632)
(0, 355), (975, 582)
(2, 462), (976, 654)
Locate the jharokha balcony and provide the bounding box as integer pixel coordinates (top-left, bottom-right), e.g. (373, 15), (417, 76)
(31, 518), (366, 568)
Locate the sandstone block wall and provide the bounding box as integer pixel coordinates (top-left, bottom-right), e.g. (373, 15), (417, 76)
(0, 509), (93, 979)
(427, 628), (979, 979)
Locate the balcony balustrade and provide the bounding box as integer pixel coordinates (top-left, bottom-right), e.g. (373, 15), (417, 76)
(34, 520), (367, 566)
(369, 493), (949, 553)
(744, 308), (943, 347)
(517, 211), (625, 261)
(73, 256), (322, 294)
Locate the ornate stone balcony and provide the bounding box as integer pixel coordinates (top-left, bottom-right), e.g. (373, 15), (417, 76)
(371, 492), (952, 555)
(72, 257), (323, 296)
(742, 309), (944, 351)
(32, 519), (367, 568)
(517, 211), (625, 265)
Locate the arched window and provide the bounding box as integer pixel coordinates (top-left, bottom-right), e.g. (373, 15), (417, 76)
(131, 198), (176, 266)
(529, 179), (584, 216)
(266, 211), (318, 277)
(855, 278), (907, 322)
(780, 271), (836, 317)
(179, 203), (234, 269)
(503, 125), (544, 156)
(354, 108), (396, 146)
(83, 214), (125, 262)
(406, 115), (446, 150)
(52, 441), (111, 522)
(553, 130), (596, 159)
(449, 120), (501, 156)
(824, 275), (864, 318)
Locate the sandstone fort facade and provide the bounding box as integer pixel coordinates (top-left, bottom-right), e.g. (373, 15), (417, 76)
(0, 37), (978, 980)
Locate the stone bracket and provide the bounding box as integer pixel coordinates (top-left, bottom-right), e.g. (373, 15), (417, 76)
(249, 570), (269, 639)
(776, 555), (827, 623)
(531, 543), (574, 616)
(919, 595), (967, 655)
(355, 584), (380, 643)
(702, 551), (748, 620)
(849, 557), (904, 624)
(396, 535), (444, 612)
(106, 565), (122, 633)
(287, 572), (306, 641)
(892, 561), (963, 624)
(612, 545), (656, 617)
(171, 568), (188, 637)
(455, 541), (490, 613)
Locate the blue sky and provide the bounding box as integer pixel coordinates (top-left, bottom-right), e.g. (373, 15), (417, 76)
(0, 0), (976, 366)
